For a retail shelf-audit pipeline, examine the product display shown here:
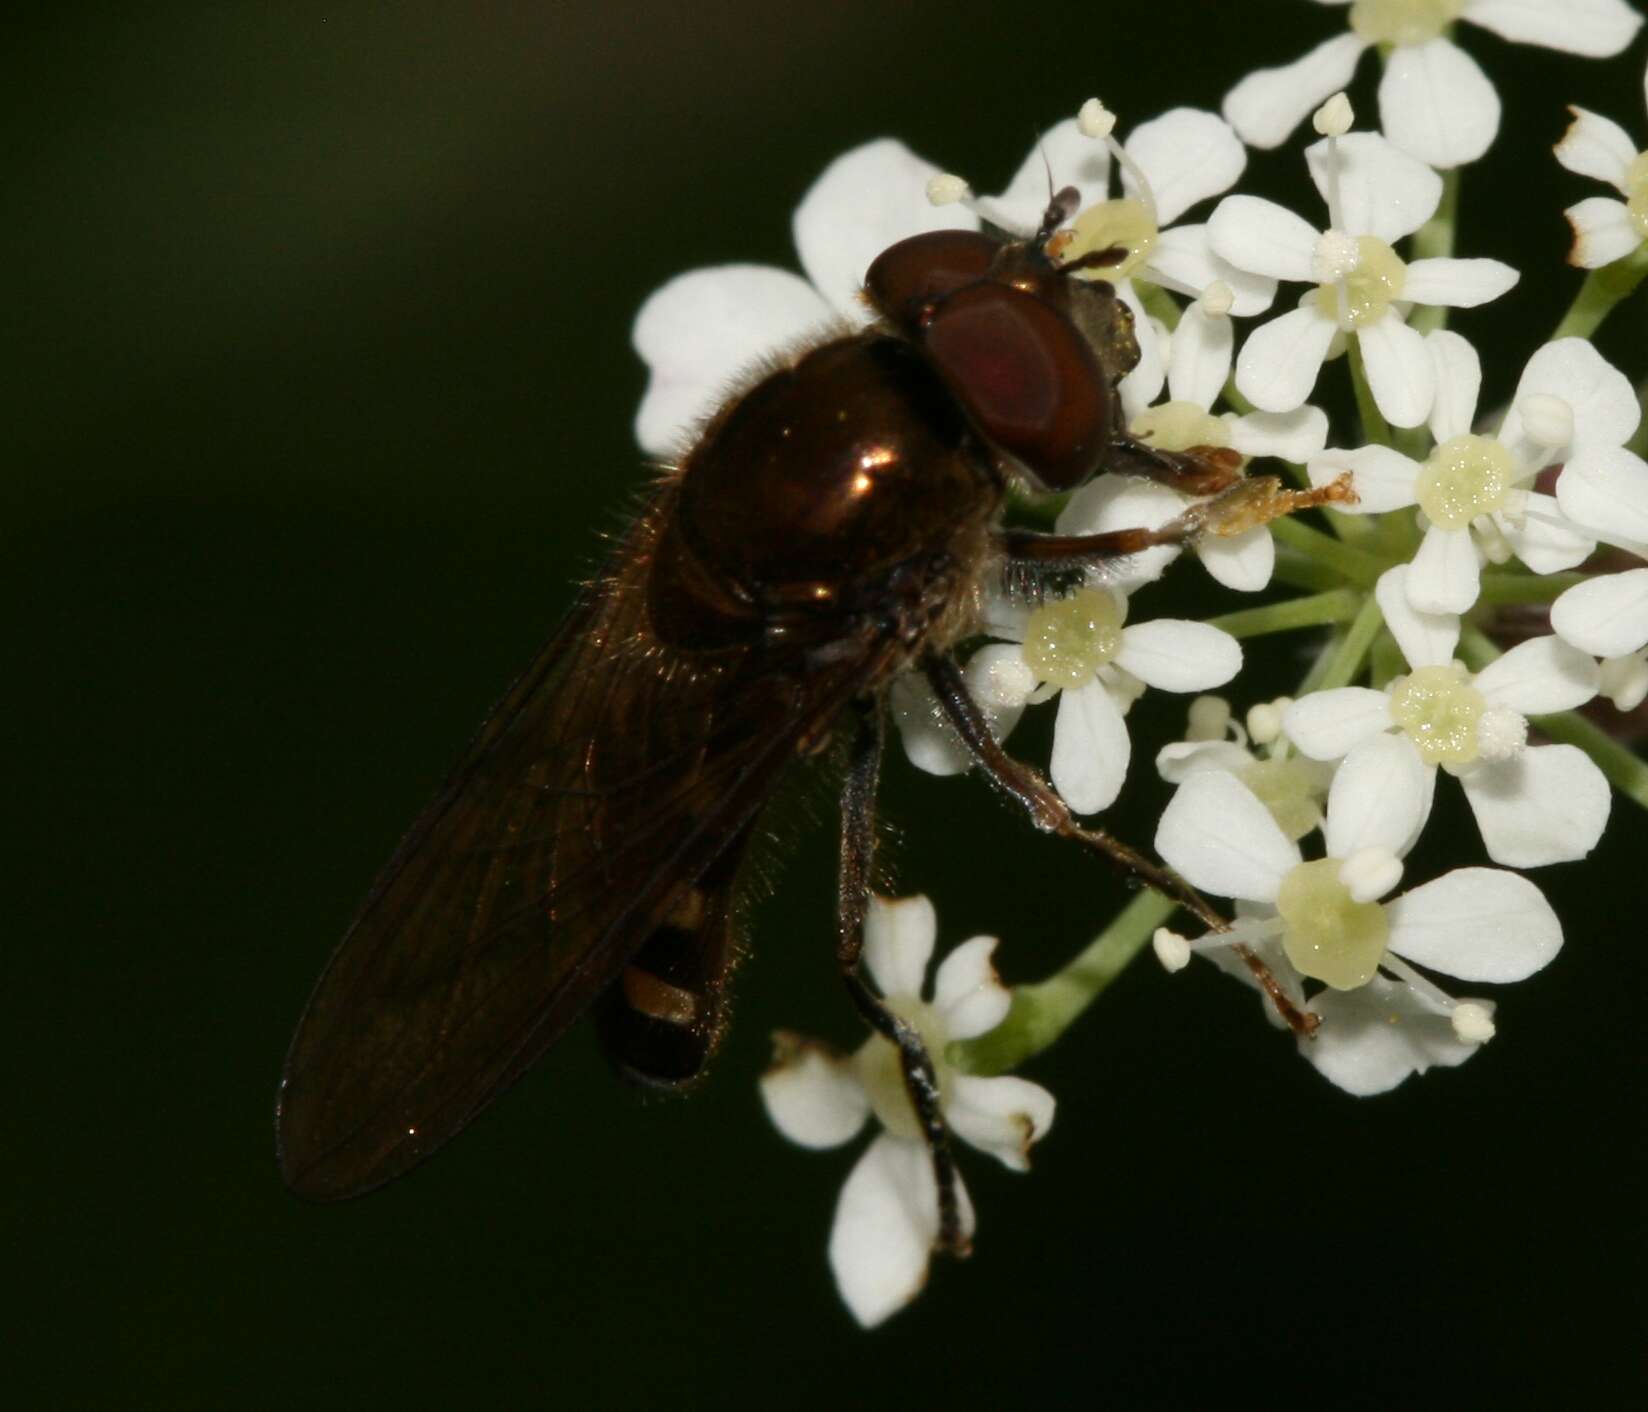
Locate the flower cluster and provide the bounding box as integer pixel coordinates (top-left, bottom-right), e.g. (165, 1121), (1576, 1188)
(632, 8), (1648, 1328)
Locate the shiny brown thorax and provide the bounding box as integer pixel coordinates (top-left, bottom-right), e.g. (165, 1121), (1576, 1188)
(645, 226), (1142, 672)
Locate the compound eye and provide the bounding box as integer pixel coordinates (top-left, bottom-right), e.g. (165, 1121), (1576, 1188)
(863, 230), (1000, 330)
(919, 281), (1113, 491)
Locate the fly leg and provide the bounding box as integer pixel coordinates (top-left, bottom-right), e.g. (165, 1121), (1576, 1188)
(997, 470), (1356, 570)
(837, 699), (970, 1256)
(923, 655), (1318, 1038)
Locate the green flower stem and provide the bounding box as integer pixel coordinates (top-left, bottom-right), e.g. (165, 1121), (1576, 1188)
(1271, 549), (1350, 594)
(1206, 588), (1363, 639)
(1550, 244), (1648, 343)
(1136, 280), (1182, 332)
(1457, 623), (1648, 812)
(1307, 591), (1385, 693)
(954, 889), (1177, 1076)
(1269, 515), (1389, 587)
(1347, 334), (1394, 449)
(1476, 571), (1588, 605)
(1407, 169), (1459, 336)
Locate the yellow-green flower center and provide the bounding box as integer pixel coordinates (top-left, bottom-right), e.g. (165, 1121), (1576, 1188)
(1240, 757), (1326, 842)
(1415, 433), (1514, 529)
(1625, 151), (1648, 239)
(854, 997), (950, 1139)
(1066, 197), (1159, 281)
(1130, 401), (1232, 454)
(1389, 662), (1485, 765)
(1022, 587), (1126, 689)
(1277, 857), (1391, 990)
(1349, 0), (1466, 46)
(1311, 235), (1407, 329)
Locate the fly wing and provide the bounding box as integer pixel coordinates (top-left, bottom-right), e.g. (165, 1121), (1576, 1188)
(277, 495), (881, 1200)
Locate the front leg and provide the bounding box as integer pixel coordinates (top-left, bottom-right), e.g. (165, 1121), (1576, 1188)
(999, 472), (1356, 570)
(836, 699), (970, 1258)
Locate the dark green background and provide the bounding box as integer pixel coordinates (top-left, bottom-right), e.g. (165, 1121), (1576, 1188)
(11, 3), (1646, 1406)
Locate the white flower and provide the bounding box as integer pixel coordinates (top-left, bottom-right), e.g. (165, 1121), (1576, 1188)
(758, 895), (1054, 1328)
(631, 139), (977, 458)
(1051, 289), (1331, 593)
(1281, 565), (1609, 867)
(1155, 739), (1561, 1093)
(976, 109), (1276, 417)
(1223, 0), (1642, 169)
(1209, 130), (1518, 428)
(1310, 334), (1637, 613)
(1554, 60), (1648, 267)
(1156, 694), (1336, 840)
(897, 585), (1242, 814)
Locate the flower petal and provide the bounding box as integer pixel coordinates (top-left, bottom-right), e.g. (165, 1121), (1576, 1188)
(1357, 317), (1435, 429)
(1385, 866), (1562, 980)
(931, 935), (1011, 1041)
(1407, 524), (1482, 614)
(1207, 196), (1319, 281)
(793, 139), (977, 322)
(759, 1034), (868, 1149)
(1402, 257), (1519, 308)
(1304, 976), (1484, 1095)
(1324, 733), (1428, 860)
(1376, 38), (1501, 169)
(1306, 132), (1442, 242)
(1458, 744), (1610, 868)
(1556, 446), (1648, 543)
(1050, 679), (1131, 815)
(1283, 688), (1396, 760)
(1198, 526), (1275, 592)
(1498, 491), (1596, 575)
(1118, 284), (1167, 418)
(947, 1074), (1056, 1172)
(1146, 224), (1278, 316)
(1564, 196), (1645, 269)
(1551, 568), (1648, 656)
(1155, 770), (1300, 903)
(863, 893), (936, 999)
(1156, 738), (1255, 784)
(1123, 108), (1246, 225)
(1222, 33), (1368, 149)
(1464, 0), (1642, 56)
(1553, 105), (1638, 189)
(978, 118), (1112, 234)
(1167, 301), (1232, 410)
(1307, 443), (1420, 513)
(1228, 405), (1329, 462)
(1499, 338), (1639, 455)
(1426, 328), (1483, 443)
(1473, 635), (1600, 713)
(829, 1133), (976, 1329)
(1057, 475), (1185, 587)
(1235, 306), (1337, 413)
(1114, 620), (1242, 691)
(1377, 563), (1460, 668)
(632, 265), (836, 456)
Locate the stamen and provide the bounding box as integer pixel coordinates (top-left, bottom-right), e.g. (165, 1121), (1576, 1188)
(1187, 694), (1233, 742)
(1153, 928), (1192, 973)
(926, 172), (973, 208)
(1077, 97), (1117, 141)
(1312, 91), (1354, 138)
(1452, 1001), (1497, 1043)
(1599, 652), (1648, 711)
(1338, 846), (1402, 904)
(1518, 392), (1574, 449)
(1475, 706), (1528, 763)
(1198, 279), (1235, 318)
(1380, 954), (1457, 1017)
(1246, 701), (1284, 746)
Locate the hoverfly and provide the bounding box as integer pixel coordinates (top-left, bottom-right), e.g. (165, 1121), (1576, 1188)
(277, 183), (1340, 1256)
